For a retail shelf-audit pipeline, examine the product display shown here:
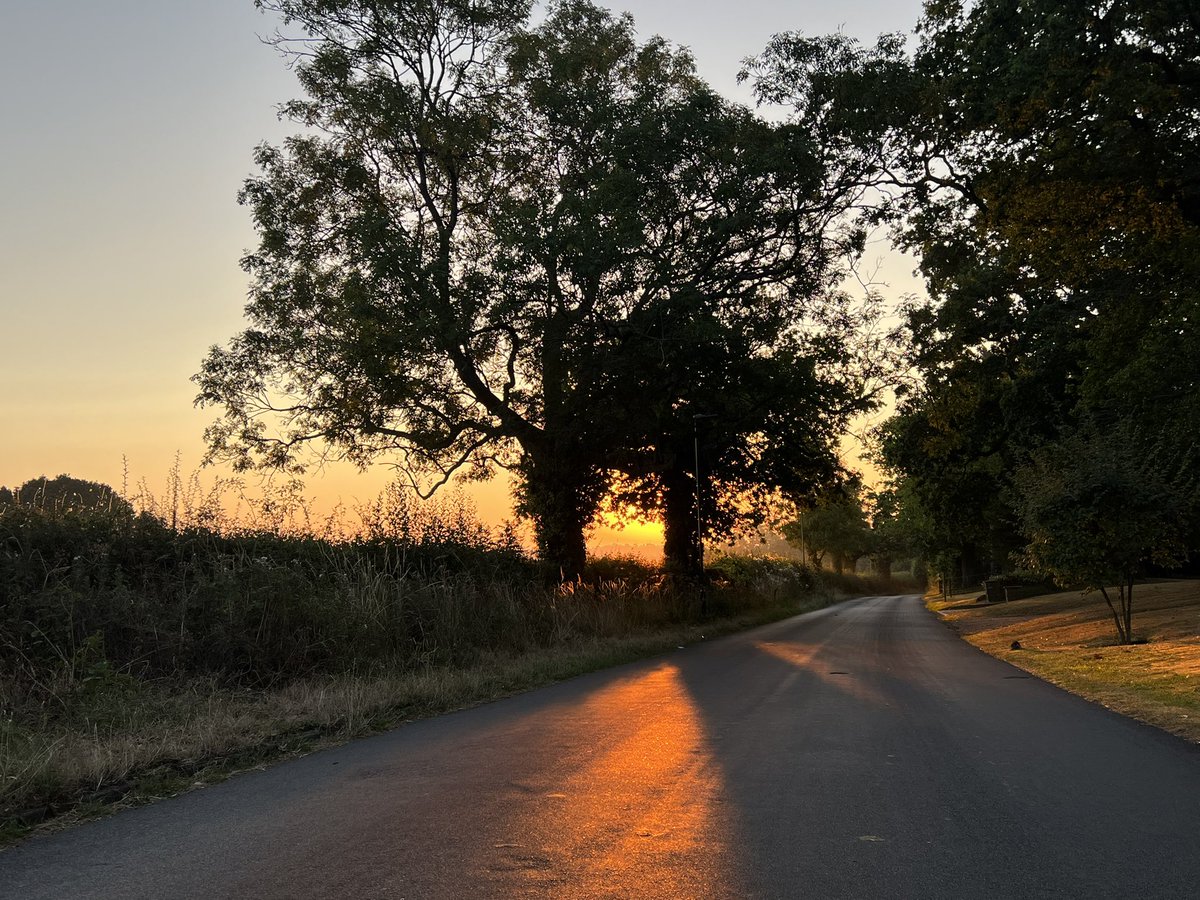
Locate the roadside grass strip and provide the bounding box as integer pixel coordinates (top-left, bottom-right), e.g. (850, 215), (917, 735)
(1, 575), (885, 847)
(930, 580), (1200, 743)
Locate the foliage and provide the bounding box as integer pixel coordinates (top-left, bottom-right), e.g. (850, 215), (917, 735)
(197, 0), (876, 577)
(746, 1), (1200, 581)
(781, 481), (871, 574)
(0, 475), (132, 516)
(603, 300), (883, 575)
(709, 554), (815, 592)
(0, 485), (845, 720)
(1013, 423), (1193, 643)
(0, 493), (532, 694)
(874, 373), (1040, 580)
(863, 486), (919, 580)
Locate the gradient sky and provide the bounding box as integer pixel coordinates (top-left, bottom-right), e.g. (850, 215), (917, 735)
(1, 0), (926, 553)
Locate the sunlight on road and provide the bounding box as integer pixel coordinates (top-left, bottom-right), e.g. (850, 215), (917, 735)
(754, 640), (888, 707)
(477, 663), (738, 898)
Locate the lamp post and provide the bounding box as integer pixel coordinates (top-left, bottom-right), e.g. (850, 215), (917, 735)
(692, 413), (717, 576)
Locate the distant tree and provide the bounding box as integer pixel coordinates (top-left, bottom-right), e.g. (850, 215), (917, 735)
(1013, 424), (1194, 644)
(864, 486), (917, 581)
(1, 475), (132, 516)
(782, 481), (870, 574)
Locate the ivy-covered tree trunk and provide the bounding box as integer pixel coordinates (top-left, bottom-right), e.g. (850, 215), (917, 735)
(518, 450), (594, 580)
(661, 467), (701, 577)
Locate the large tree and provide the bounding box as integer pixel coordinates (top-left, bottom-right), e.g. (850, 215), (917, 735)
(198, 0), (869, 576)
(747, 1), (1200, 576)
(497, 2), (869, 574)
(604, 312), (875, 575)
(197, 0), (544, 541)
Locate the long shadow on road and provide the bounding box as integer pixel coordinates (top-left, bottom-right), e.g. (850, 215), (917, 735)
(670, 594), (1200, 899)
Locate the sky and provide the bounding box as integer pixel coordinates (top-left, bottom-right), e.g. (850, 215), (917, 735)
(0, 0), (927, 555)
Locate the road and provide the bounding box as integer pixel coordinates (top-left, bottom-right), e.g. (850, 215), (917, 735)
(3, 594), (1200, 898)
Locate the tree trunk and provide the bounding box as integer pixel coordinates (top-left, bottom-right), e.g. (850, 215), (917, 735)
(518, 451), (594, 581)
(1123, 573), (1135, 643)
(875, 556), (892, 581)
(1099, 584), (1131, 644)
(661, 466), (701, 577)
(538, 514), (587, 581)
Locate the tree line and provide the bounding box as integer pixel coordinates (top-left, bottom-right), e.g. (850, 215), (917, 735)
(750, 0), (1198, 639)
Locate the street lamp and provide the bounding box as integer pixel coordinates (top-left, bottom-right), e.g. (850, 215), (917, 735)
(692, 413), (717, 575)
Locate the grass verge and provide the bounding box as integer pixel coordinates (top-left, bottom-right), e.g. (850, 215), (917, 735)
(929, 579), (1200, 744)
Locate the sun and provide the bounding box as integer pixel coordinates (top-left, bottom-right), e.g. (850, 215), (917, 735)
(588, 508), (665, 560)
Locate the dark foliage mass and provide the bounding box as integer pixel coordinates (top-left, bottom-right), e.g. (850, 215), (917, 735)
(749, 0), (1200, 639)
(0, 475), (133, 516)
(196, 0), (882, 578)
(0, 502), (535, 691)
(0, 500), (836, 711)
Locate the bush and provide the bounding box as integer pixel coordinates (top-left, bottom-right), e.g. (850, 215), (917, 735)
(3, 499), (837, 715)
(0, 499), (545, 692)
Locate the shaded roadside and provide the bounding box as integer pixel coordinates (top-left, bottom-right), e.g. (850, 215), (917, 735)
(929, 579), (1200, 744)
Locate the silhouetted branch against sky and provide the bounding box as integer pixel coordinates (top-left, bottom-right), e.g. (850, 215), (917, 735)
(1, 1), (926, 557)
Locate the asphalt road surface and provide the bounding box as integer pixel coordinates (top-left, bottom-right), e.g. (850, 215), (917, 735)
(4, 594), (1200, 899)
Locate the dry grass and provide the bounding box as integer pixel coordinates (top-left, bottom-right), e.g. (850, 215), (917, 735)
(930, 579), (1200, 743)
(2, 477), (908, 845)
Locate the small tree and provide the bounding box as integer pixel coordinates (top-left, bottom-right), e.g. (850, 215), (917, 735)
(783, 482), (870, 574)
(1014, 424), (1192, 644)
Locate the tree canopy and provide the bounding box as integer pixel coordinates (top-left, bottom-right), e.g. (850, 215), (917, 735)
(747, 0), (1200, 594)
(0, 475), (132, 516)
(1014, 422), (1193, 642)
(782, 479), (871, 574)
(197, 0), (876, 576)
